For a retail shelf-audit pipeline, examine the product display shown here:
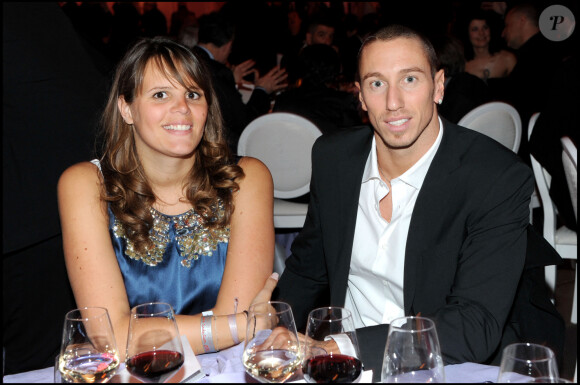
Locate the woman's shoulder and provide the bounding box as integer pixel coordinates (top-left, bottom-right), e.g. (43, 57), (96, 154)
(497, 49), (517, 65)
(58, 161), (102, 190)
(237, 156), (271, 181)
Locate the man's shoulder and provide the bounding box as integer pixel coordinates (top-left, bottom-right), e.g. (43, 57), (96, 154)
(444, 120), (530, 173)
(312, 125), (373, 162)
(315, 125), (373, 148)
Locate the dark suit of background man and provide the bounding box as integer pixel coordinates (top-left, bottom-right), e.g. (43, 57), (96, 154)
(501, 2), (567, 166)
(192, 11), (287, 154)
(272, 24), (564, 382)
(3, 2), (108, 375)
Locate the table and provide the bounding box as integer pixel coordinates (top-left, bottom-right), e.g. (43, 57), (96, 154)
(3, 342), (501, 383)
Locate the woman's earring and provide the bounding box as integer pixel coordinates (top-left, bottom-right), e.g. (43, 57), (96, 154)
(437, 98), (443, 105)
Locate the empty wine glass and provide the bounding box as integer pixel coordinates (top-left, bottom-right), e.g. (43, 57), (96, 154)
(125, 302), (184, 383)
(381, 316), (445, 383)
(242, 301), (302, 383)
(58, 307), (119, 383)
(497, 343), (559, 382)
(302, 307), (363, 383)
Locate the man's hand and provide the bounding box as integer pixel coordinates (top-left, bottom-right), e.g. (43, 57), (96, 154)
(231, 59), (256, 86)
(255, 66), (288, 95)
(250, 272), (279, 309)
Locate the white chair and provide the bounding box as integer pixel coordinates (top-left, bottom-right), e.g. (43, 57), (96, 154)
(461, 102), (537, 221)
(561, 136), (577, 325)
(528, 113), (577, 323)
(458, 101), (522, 153)
(528, 113), (542, 224)
(237, 112), (322, 274)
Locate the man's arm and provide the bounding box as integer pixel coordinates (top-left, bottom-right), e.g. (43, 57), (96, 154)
(427, 161), (533, 364)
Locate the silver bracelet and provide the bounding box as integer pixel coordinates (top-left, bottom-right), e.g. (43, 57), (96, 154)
(228, 297), (241, 344)
(200, 315), (216, 353)
(227, 314), (240, 344)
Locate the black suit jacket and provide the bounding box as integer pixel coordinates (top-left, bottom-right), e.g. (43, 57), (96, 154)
(192, 46), (271, 152)
(274, 119), (564, 380)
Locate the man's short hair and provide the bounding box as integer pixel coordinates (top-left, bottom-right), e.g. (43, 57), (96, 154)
(357, 24), (439, 81)
(507, 3), (540, 28)
(197, 11), (234, 47)
(307, 13), (335, 34)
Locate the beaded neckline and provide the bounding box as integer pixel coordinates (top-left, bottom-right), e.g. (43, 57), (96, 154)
(112, 200), (230, 268)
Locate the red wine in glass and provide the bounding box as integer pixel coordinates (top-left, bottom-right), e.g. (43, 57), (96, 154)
(303, 354), (363, 383)
(126, 350), (184, 383)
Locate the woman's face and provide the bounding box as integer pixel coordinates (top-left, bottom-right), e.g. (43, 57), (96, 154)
(468, 19), (491, 49)
(118, 61), (208, 160)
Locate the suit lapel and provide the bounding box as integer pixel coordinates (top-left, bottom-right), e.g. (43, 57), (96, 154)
(403, 121), (463, 314)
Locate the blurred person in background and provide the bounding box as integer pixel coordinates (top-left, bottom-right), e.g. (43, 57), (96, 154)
(3, 2), (108, 374)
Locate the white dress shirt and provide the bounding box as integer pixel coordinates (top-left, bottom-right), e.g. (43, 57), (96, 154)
(344, 118), (444, 329)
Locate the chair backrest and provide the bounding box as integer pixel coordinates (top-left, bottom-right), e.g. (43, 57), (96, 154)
(528, 113), (557, 245)
(458, 101), (522, 153)
(237, 112), (322, 199)
(561, 136), (577, 221)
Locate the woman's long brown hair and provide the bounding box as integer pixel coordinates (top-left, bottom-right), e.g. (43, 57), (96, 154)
(97, 37), (243, 254)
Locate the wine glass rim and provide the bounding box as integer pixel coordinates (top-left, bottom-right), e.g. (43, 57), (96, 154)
(502, 342), (556, 360)
(308, 306), (353, 321)
(131, 302), (175, 316)
(248, 301), (292, 314)
(389, 316), (436, 332)
(65, 306), (110, 321)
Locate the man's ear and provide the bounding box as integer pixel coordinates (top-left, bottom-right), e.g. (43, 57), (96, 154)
(355, 82), (368, 111)
(117, 96), (133, 124)
(433, 69), (445, 103)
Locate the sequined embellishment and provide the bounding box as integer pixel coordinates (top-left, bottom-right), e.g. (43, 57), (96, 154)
(112, 201), (230, 268)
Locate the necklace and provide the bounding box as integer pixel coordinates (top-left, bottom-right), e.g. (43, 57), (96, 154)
(378, 167), (392, 185)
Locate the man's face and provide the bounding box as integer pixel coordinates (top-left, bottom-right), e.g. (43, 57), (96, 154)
(502, 10), (523, 49)
(307, 25), (334, 45)
(355, 38), (444, 152)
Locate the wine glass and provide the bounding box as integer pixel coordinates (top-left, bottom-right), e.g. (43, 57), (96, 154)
(497, 343), (559, 382)
(381, 316), (445, 383)
(58, 307), (120, 383)
(125, 302), (184, 383)
(302, 306), (363, 383)
(242, 301), (302, 383)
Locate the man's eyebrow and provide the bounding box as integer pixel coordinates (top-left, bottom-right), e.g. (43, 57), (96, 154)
(361, 72), (383, 81)
(361, 67), (427, 82)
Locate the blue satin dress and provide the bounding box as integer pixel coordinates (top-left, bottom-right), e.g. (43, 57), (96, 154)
(109, 203), (229, 315)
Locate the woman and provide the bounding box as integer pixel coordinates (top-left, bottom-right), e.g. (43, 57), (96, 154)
(57, 37), (275, 357)
(464, 11), (516, 83)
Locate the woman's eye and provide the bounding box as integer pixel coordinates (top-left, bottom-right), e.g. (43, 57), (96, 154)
(186, 91), (200, 100)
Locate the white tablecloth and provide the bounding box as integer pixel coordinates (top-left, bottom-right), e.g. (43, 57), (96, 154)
(3, 341), (501, 383)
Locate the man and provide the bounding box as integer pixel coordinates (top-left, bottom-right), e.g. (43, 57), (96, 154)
(193, 11), (287, 152)
(282, 13), (336, 86)
(305, 14), (335, 46)
(273, 44), (362, 135)
(501, 3), (563, 164)
(268, 24), (563, 381)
